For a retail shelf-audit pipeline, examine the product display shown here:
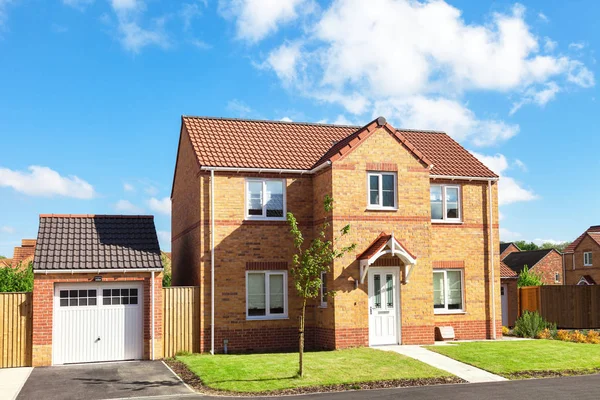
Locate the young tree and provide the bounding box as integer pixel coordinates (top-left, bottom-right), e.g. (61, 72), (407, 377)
(287, 195), (356, 377)
(517, 265), (543, 288)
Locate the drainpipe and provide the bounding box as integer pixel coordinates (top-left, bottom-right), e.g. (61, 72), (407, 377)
(488, 180), (497, 339)
(151, 270), (155, 360)
(210, 169), (215, 355)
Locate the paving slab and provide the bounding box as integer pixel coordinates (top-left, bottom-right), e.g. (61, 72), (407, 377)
(0, 367), (33, 400)
(16, 361), (192, 400)
(377, 345), (507, 383)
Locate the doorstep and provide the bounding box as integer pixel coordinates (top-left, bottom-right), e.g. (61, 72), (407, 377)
(375, 345), (507, 384)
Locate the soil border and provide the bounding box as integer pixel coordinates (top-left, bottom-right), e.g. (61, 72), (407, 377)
(165, 359), (465, 397)
(505, 368), (600, 380)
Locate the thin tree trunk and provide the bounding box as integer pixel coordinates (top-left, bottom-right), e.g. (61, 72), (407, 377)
(299, 298), (306, 377)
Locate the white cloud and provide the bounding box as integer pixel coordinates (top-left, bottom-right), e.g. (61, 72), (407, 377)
(144, 185), (158, 196)
(190, 38), (211, 50)
(1, 226), (15, 234)
(510, 81), (560, 115)
(0, 166), (96, 199)
(180, 2), (205, 31)
(470, 152), (537, 206)
(109, 0), (169, 53)
(569, 42), (585, 51)
(157, 230), (171, 249)
(227, 99), (252, 117)
(533, 238), (563, 245)
(538, 12), (549, 22)
(500, 227), (522, 242)
(114, 199), (144, 214)
(219, 0), (311, 43)
(259, 0), (594, 147)
(280, 116), (293, 122)
(148, 197), (171, 215)
(123, 183), (135, 192)
(0, 0), (14, 29)
(514, 159), (527, 172)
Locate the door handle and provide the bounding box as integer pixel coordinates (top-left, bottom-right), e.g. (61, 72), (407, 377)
(96, 337), (101, 342)
(370, 307), (373, 315)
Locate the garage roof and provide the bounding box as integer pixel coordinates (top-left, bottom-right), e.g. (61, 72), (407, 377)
(34, 215), (163, 270)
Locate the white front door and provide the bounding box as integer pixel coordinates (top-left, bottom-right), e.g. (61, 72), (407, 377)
(53, 282), (144, 365)
(501, 284), (508, 327)
(368, 268), (400, 346)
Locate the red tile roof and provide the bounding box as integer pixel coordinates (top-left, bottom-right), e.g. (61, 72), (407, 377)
(564, 226), (600, 253)
(0, 258), (13, 268)
(500, 261), (518, 278)
(182, 116), (497, 178)
(356, 232), (417, 261)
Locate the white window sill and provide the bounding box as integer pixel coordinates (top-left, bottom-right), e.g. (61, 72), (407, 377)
(431, 220), (463, 224)
(584, 264), (593, 267)
(366, 207), (398, 211)
(318, 304), (328, 309)
(244, 217), (287, 222)
(246, 315), (289, 321)
(434, 310), (466, 315)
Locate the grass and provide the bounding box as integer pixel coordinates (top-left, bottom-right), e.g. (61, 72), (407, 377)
(177, 348), (452, 393)
(427, 340), (600, 377)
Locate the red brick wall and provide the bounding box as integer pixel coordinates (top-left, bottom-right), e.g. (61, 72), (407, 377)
(564, 235), (600, 285)
(500, 243), (520, 260)
(532, 251), (563, 285)
(32, 272), (163, 366)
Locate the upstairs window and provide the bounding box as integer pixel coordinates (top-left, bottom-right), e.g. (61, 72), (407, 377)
(320, 272), (328, 308)
(555, 272), (560, 283)
(431, 185), (461, 222)
(246, 179), (285, 220)
(584, 252), (593, 266)
(367, 172), (397, 209)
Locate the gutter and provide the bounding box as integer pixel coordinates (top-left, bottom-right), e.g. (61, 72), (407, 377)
(34, 268), (164, 274)
(431, 175), (499, 182)
(210, 169), (215, 355)
(200, 161), (332, 175)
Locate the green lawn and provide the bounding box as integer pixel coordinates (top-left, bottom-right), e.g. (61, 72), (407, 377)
(427, 340), (600, 377)
(177, 348), (452, 393)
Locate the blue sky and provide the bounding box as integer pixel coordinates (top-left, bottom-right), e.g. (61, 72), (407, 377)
(0, 0), (598, 257)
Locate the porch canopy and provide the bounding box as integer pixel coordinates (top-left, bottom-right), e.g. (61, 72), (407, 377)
(357, 232), (417, 284)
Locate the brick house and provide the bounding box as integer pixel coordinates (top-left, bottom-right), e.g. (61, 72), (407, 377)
(563, 226), (600, 285)
(499, 246), (563, 327)
(171, 116), (502, 353)
(0, 238), (37, 268)
(31, 215), (163, 366)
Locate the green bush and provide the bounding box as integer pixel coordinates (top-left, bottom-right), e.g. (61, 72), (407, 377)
(514, 311), (556, 338)
(517, 266), (543, 288)
(0, 263), (34, 292)
(163, 272), (172, 287)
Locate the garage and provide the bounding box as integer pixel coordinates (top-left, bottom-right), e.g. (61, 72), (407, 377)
(31, 214), (164, 367)
(53, 282), (144, 365)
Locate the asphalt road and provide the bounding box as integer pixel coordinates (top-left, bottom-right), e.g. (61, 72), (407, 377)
(128, 373), (600, 400)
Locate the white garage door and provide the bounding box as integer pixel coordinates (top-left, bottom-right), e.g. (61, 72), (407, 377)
(53, 282), (144, 365)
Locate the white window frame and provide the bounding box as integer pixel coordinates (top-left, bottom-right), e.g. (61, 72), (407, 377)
(554, 272), (560, 283)
(584, 252), (593, 267)
(320, 271), (328, 308)
(367, 172), (397, 210)
(431, 184), (461, 222)
(433, 269), (465, 314)
(245, 270), (288, 320)
(245, 178), (287, 221)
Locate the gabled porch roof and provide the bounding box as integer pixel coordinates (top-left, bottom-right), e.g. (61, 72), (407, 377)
(357, 232), (417, 284)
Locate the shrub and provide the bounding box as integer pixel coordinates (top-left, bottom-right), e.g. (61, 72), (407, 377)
(536, 328), (553, 339)
(517, 266), (543, 288)
(586, 330), (600, 344)
(502, 326), (510, 336)
(513, 311), (556, 338)
(556, 330), (570, 341)
(0, 263), (33, 292)
(163, 272), (172, 287)
(570, 330), (587, 343)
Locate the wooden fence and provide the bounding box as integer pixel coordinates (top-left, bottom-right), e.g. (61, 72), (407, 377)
(162, 286), (201, 357)
(0, 292), (33, 368)
(519, 285), (600, 329)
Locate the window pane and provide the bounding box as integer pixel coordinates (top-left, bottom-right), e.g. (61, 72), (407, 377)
(248, 273), (266, 316)
(382, 190), (394, 207)
(121, 289), (129, 296)
(122, 297), (129, 305)
(89, 290), (97, 297)
(130, 296), (138, 305)
(60, 299), (68, 307)
(112, 289), (120, 297)
(382, 175), (394, 191)
(321, 273), (327, 304)
(265, 181), (284, 218)
(430, 186), (443, 220)
(374, 274), (381, 308)
(103, 298), (111, 305)
(103, 289), (110, 297)
(269, 274), (284, 314)
(386, 274), (393, 307)
(369, 175), (379, 191)
(130, 289), (138, 296)
(88, 298), (97, 306)
(79, 298), (88, 306)
(447, 271), (463, 310)
(433, 272), (445, 308)
(112, 297), (121, 305)
(370, 190), (379, 205)
(70, 290), (78, 298)
(79, 290), (87, 297)
(70, 299), (78, 306)
(60, 290), (68, 298)
(247, 181), (263, 216)
(446, 187), (459, 219)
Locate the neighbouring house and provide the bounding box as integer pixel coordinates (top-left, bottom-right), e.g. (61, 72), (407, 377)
(31, 214), (164, 366)
(563, 226), (600, 285)
(0, 239), (37, 268)
(499, 247), (563, 327)
(171, 116), (502, 353)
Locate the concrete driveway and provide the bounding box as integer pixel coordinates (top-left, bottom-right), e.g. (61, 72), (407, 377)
(16, 361), (194, 400)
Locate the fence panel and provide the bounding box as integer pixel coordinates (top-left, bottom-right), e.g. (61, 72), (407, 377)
(519, 286), (540, 314)
(0, 292), (33, 368)
(163, 287), (200, 357)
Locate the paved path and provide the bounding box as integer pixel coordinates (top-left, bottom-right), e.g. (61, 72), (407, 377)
(0, 367), (33, 400)
(377, 345), (507, 383)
